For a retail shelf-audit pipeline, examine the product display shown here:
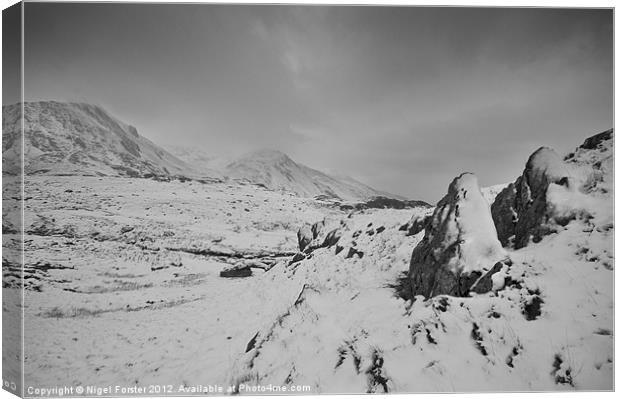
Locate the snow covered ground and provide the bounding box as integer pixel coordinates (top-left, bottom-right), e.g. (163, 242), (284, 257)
(1, 131), (613, 394)
(4, 176), (342, 390)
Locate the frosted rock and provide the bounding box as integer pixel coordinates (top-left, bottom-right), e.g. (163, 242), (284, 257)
(491, 147), (572, 248)
(408, 173), (508, 298)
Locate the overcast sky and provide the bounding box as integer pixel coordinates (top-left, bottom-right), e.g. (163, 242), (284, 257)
(20, 3), (612, 202)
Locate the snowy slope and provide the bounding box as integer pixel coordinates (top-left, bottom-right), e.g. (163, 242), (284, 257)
(1, 101), (220, 179)
(224, 149), (391, 201)
(228, 131), (613, 392)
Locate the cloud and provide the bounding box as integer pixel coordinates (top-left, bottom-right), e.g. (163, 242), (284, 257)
(23, 4), (612, 202)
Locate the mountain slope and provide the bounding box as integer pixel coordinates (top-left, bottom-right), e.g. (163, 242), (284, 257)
(2, 101), (219, 179)
(224, 149), (392, 201)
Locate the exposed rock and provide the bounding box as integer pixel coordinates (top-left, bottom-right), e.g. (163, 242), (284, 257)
(234, 259), (272, 271)
(470, 261), (505, 294)
(399, 214), (431, 236)
(311, 220), (324, 240)
(491, 147), (572, 248)
(219, 264), (252, 278)
(297, 224), (313, 252)
(26, 215), (77, 238)
(289, 252), (306, 265)
(579, 129), (613, 150)
(522, 289), (543, 321)
(321, 229), (341, 248)
(297, 219), (341, 254)
(120, 225), (135, 234)
(408, 173), (508, 298)
(489, 184), (517, 246)
(349, 196), (432, 211)
(346, 248), (365, 259)
(245, 332), (259, 353)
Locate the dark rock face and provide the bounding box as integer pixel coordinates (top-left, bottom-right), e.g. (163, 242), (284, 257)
(345, 247), (364, 259)
(489, 184), (517, 246)
(579, 129), (613, 150)
(289, 252), (306, 265)
(470, 262), (504, 294)
(297, 225), (313, 252)
(220, 264), (252, 278)
(491, 147), (571, 249)
(399, 214), (431, 236)
(408, 173), (507, 299)
(351, 196), (432, 210)
(322, 229), (341, 248)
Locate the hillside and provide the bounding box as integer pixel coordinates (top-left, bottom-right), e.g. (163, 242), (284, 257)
(224, 149), (392, 201)
(1, 101), (220, 179)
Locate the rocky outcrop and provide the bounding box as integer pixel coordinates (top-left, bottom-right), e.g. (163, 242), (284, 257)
(408, 173), (508, 298)
(220, 264), (253, 278)
(26, 215), (77, 238)
(491, 147), (572, 248)
(399, 213), (431, 236)
(219, 258), (274, 277)
(344, 196), (432, 211)
(296, 219), (342, 254)
(297, 224), (313, 252)
(579, 129), (613, 150)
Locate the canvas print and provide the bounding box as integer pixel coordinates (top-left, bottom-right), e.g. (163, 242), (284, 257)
(1, 1), (614, 396)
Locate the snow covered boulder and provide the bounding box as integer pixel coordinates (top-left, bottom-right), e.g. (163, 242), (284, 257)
(491, 147), (574, 248)
(408, 173), (508, 298)
(296, 219), (342, 254)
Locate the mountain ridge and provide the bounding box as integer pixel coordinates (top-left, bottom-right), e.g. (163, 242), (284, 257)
(3, 101), (411, 202)
(223, 148), (402, 201)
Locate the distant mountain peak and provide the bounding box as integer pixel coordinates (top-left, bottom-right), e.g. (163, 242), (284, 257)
(231, 149), (293, 165)
(221, 148), (404, 201)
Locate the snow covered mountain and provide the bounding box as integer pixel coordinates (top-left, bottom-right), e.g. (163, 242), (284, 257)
(223, 149), (393, 201)
(169, 146), (401, 201)
(2, 101), (221, 180)
(2, 101), (401, 201)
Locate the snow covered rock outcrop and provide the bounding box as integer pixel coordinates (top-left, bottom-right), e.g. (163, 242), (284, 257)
(296, 219), (342, 254)
(491, 147), (571, 248)
(408, 173), (508, 298)
(491, 129), (613, 249)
